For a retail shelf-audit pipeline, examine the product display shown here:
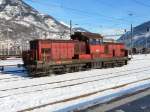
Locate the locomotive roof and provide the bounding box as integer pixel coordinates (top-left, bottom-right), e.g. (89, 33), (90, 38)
(103, 42), (125, 45)
(71, 32), (103, 40)
(30, 39), (75, 43)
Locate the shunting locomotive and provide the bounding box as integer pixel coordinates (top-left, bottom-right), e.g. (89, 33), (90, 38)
(22, 32), (129, 77)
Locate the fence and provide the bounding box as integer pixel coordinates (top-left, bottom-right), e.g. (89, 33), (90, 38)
(0, 49), (22, 56)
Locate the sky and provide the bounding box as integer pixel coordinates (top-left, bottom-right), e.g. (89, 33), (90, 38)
(24, 0), (150, 38)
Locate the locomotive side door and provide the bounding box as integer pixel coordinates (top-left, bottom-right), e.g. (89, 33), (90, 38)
(41, 48), (51, 62)
(113, 50), (115, 57)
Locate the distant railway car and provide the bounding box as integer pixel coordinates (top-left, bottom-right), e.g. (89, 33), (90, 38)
(22, 32), (129, 77)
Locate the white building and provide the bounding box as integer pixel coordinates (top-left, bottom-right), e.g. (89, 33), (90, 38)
(0, 39), (29, 55)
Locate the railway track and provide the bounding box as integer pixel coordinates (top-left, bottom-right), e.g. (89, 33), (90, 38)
(0, 66), (150, 99)
(0, 56), (150, 111)
(19, 78), (150, 112)
(0, 76), (31, 83)
(0, 58), (148, 91)
(0, 69), (28, 82)
(0, 65), (147, 86)
(0, 63), (149, 88)
(0, 57), (147, 83)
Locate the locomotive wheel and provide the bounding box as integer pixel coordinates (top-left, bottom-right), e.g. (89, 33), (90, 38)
(25, 58), (128, 77)
(125, 60), (128, 65)
(91, 62), (102, 69)
(111, 63), (114, 68)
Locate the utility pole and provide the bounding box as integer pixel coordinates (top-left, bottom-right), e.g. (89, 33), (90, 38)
(146, 27), (149, 55)
(44, 32), (47, 39)
(131, 24), (133, 58)
(70, 20), (72, 37)
(128, 13), (133, 58)
(7, 28), (9, 56)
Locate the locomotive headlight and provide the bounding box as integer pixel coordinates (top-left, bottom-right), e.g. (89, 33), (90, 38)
(96, 49), (100, 53)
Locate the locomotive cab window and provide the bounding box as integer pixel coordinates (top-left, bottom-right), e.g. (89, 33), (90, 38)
(41, 48), (51, 54)
(89, 39), (93, 44)
(89, 39), (102, 45)
(99, 39), (103, 44)
(95, 39), (99, 44)
(96, 39), (103, 44)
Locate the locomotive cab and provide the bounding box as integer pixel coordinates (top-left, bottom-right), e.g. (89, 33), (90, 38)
(71, 32), (103, 44)
(71, 32), (103, 57)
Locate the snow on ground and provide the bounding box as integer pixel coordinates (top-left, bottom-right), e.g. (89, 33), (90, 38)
(0, 54), (150, 112)
(34, 80), (150, 112)
(0, 58), (23, 66)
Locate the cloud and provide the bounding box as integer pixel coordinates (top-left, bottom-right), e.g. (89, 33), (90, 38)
(96, 28), (125, 39)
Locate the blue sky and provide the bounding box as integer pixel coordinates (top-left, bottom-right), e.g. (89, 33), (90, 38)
(24, 0), (150, 37)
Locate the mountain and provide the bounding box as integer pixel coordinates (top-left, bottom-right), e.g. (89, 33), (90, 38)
(118, 21), (150, 49)
(73, 27), (89, 32)
(0, 0), (70, 43)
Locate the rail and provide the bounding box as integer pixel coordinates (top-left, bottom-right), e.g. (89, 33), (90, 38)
(0, 65), (150, 99)
(19, 78), (150, 112)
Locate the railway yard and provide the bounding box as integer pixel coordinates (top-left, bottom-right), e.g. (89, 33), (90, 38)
(0, 54), (150, 112)
(0, 0), (150, 112)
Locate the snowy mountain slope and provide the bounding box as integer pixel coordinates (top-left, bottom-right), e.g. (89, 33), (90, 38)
(118, 21), (150, 48)
(73, 27), (89, 32)
(0, 0), (70, 41)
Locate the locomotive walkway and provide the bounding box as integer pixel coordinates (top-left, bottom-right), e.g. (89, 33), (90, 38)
(0, 55), (150, 111)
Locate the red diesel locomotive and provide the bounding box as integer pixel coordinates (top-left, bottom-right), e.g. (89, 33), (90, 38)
(22, 32), (129, 77)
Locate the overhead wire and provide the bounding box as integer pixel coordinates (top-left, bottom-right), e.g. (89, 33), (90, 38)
(25, 0), (150, 25)
(24, 0), (133, 34)
(28, 0), (150, 29)
(25, 0), (133, 24)
(132, 0), (150, 8)
(24, 0), (130, 37)
(95, 0), (147, 24)
(25, 0), (150, 37)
